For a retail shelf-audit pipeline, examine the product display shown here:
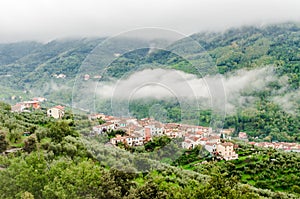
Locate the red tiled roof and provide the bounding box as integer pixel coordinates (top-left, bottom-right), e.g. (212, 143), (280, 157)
(221, 142), (233, 147)
(54, 105), (64, 110)
(208, 136), (220, 140)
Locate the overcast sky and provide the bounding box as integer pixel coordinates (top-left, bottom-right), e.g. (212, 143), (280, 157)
(1, 0), (300, 43)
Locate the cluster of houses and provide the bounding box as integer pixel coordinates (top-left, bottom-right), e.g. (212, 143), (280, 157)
(11, 100), (42, 112)
(91, 114), (239, 161)
(181, 130), (238, 160)
(11, 97), (65, 119)
(249, 141), (300, 152)
(92, 115), (165, 145)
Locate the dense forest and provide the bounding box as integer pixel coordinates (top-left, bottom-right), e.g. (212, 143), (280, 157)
(1, 23), (300, 94)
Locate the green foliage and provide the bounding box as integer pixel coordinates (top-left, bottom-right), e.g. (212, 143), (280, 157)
(173, 145), (209, 166)
(225, 100), (300, 141)
(106, 129), (127, 139)
(187, 142), (300, 196)
(0, 102), (11, 112)
(144, 136), (171, 152)
(23, 135), (37, 153)
(20, 191), (34, 199)
(0, 130), (9, 152)
(47, 120), (79, 143)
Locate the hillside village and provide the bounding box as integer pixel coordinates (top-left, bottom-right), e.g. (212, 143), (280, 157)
(90, 113), (239, 161)
(9, 99), (300, 160)
(90, 114), (300, 157)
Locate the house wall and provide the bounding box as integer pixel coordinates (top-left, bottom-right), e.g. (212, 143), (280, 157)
(205, 144), (216, 153)
(216, 144), (238, 160)
(47, 108), (64, 119)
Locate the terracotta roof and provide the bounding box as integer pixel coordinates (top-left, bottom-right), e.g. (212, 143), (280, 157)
(221, 142), (234, 147)
(54, 105), (64, 110)
(208, 136), (220, 140)
(206, 142), (217, 146)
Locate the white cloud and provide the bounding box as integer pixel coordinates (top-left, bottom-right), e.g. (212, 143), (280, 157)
(0, 0), (300, 42)
(92, 67), (276, 113)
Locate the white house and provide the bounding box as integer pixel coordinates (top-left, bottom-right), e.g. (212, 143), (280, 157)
(110, 133), (144, 146)
(93, 122), (116, 134)
(130, 132), (144, 146)
(165, 130), (183, 138)
(205, 142), (217, 154)
(145, 122), (165, 137)
(182, 139), (194, 149)
(182, 135), (202, 149)
(216, 142), (238, 160)
(88, 113), (105, 121)
(11, 103), (26, 112)
(207, 135), (221, 144)
(47, 105), (65, 119)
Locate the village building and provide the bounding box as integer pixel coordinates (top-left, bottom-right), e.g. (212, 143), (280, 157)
(110, 133), (144, 147)
(182, 139), (194, 149)
(11, 100), (41, 113)
(11, 103), (25, 112)
(32, 97), (47, 102)
(93, 75), (102, 79)
(165, 130), (183, 138)
(249, 141), (300, 152)
(93, 122), (116, 134)
(180, 125), (212, 134)
(88, 113), (106, 121)
(130, 125), (144, 136)
(47, 105), (65, 119)
(53, 73), (66, 78)
(22, 101), (40, 109)
(144, 127), (152, 142)
(207, 135), (221, 144)
(128, 132), (144, 146)
(238, 132), (248, 139)
(84, 74), (90, 80)
(216, 142), (239, 160)
(144, 122), (165, 137)
(181, 133), (205, 149)
(205, 142), (218, 154)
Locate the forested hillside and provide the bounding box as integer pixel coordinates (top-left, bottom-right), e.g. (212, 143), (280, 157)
(0, 23), (300, 142)
(1, 23), (300, 93)
(0, 102), (298, 198)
